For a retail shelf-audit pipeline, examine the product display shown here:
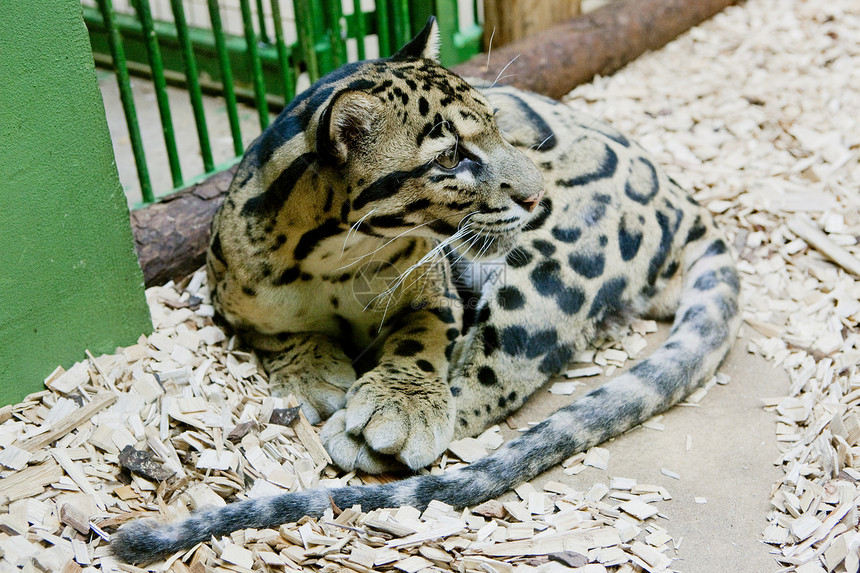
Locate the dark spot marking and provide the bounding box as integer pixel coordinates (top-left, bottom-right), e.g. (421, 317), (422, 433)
(477, 366), (498, 385)
(532, 239), (556, 256)
(686, 215), (707, 243)
(551, 226), (581, 243)
(416, 359), (435, 373)
(703, 239), (728, 257)
(405, 198), (432, 212)
(618, 216), (642, 261)
(274, 266), (300, 285)
(241, 152), (317, 217)
(568, 252), (605, 279)
(500, 326), (558, 359)
(624, 157), (659, 204)
(647, 211), (675, 285)
(394, 339), (424, 357)
(506, 247), (533, 268)
(587, 277), (628, 319)
(661, 260), (679, 279)
(539, 344), (572, 375)
(428, 219), (457, 236)
(294, 219), (343, 260)
(530, 260), (586, 314)
(557, 145), (617, 187)
(496, 286), (525, 310)
(369, 214), (408, 228)
(210, 233), (227, 265)
(482, 326), (499, 356)
(352, 163), (433, 211)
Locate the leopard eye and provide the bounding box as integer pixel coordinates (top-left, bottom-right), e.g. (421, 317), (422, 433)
(435, 146), (461, 170)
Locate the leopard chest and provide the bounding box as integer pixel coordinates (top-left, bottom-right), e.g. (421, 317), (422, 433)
(219, 232), (439, 348)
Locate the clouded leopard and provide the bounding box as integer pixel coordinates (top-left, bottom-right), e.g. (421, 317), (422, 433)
(113, 17), (739, 563)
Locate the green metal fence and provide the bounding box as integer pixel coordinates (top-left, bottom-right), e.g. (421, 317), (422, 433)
(83, 0), (482, 206)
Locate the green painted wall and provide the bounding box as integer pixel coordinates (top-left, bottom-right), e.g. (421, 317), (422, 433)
(0, 0), (152, 405)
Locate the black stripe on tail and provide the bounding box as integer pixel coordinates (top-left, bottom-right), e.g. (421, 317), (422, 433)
(113, 236), (739, 565)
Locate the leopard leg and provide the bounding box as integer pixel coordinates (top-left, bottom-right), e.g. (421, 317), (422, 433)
(448, 329), (556, 439)
(257, 333), (356, 424)
(447, 279), (595, 439)
(321, 306), (461, 473)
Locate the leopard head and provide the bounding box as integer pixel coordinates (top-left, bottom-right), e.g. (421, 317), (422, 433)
(315, 17), (545, 260)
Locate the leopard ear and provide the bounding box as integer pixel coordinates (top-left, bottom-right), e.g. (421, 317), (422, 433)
(391, 16), (440, 63)
(316, 90), (382, 165)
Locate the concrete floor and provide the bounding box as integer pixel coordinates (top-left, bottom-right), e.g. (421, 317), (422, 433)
(504, 327), (787, 572)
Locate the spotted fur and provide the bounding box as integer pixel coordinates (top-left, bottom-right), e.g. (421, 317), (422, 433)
(112, 18), (740, 564)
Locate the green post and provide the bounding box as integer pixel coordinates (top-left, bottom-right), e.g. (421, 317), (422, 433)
(0, 0), (152, 405)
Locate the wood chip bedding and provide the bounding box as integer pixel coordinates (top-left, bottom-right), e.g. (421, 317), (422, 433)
(1, 0), (859, 571)
(565, 0), (860, 570)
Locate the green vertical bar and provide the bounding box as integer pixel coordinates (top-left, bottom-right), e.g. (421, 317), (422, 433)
(351, 0), (366, 60)
(406, 0), (433, 35)
(95, 0), (154, 203)
(391, 0), (410, 47)
(294, 0), (320, 81)
(133, 0), (183, 188)
(309, 1), (334, 74)
(207, 0), (244, 156)
(325, 0), (347, 67)
(255, 0), (270, 44)
(375, 0), (391, 56)
(239, 0), (270, 129)
(170, 0), (214, 172)
(270, 0), (296, 101)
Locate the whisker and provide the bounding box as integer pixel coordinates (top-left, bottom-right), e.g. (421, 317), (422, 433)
(332, 207), (476, 273)
(341, 209), (376, 257)
(530, 132), (556, 151)
(366, 211), (480, 311)
(365, 226), (472, 314)
(489, 54), (521, 92)
(480, 26), (497, 95)
(485, 28), (495, 74)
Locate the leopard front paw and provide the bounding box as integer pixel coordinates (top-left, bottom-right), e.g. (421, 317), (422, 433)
(269, 371), (352, 424)
(319, 410), (403, 473)
(321, 372), (455, 472)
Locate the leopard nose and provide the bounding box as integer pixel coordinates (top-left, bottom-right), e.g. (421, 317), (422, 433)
(515, 188), (545, 212)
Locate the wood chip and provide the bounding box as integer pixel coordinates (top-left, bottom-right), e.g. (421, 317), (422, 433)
(447, 437), (487, 462)
(15, 392), (116, 452)
(220, 543), (253, 569)
(620, 499), (659, 521)
(787, 215), (860, 277)
(564, 365), (603, 378)
(584, 447), (610, 470)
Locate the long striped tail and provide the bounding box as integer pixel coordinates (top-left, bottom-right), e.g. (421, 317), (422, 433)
(112, 235), (739, 565)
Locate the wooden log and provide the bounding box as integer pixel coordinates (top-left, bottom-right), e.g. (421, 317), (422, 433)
(131, 0), (738, 287)
(454, 0), (740, 99)
(482, 0), (580, 50)
(131, 165), (237, 287)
